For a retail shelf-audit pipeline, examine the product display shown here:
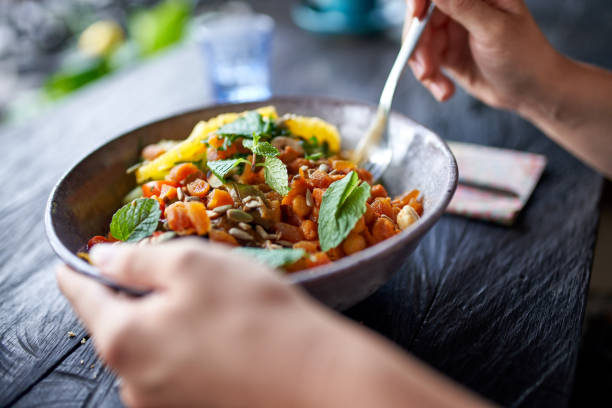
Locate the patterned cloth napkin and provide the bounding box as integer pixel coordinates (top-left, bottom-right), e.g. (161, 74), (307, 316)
(445, 141), (547, 225)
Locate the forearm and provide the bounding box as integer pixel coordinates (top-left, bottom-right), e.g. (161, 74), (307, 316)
(519, 55), (612, 179)
(301, 312), (492, 408)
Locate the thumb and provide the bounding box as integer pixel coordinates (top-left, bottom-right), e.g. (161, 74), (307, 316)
(90, 243), (171, 290)
(433, 0), (506, 38)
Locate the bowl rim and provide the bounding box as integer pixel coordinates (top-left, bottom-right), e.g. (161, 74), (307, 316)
(45, 95), (457, 291)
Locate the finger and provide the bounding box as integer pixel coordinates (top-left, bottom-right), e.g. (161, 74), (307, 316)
(432, 0), (503, 38)
(90, 243), (178, 290)
(408, 23), (440, 81)
(422, 71), (456, 101)
(406, 0), (428, 19)
(56, 265), (129, 334)
(442, 20), (469, 69)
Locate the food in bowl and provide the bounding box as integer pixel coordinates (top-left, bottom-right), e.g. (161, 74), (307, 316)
(83, 106), (423, 271)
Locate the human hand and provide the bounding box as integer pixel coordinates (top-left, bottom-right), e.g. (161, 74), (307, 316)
(56, 239), (342, 408)
(405, 0), (565, 111)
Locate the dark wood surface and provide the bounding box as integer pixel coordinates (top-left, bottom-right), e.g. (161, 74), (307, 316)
(1, 1), (609, 406)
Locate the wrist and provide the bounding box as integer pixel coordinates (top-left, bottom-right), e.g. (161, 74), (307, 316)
(516, 51), (578, 127)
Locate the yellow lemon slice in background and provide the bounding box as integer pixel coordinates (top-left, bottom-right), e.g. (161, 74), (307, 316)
(136, 106), (277, 183)
(283, 115), (341, 153)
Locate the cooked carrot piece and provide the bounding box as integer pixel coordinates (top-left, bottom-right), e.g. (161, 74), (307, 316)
(160, 184), (178, 201)
(209, 229), (239, 246)
(311, 188), (325, 207)
(166, 202), (193, 235)
(207, 189), (234, 209)
(393, 189), (420, 207)
(326, 246), (344, 261)
(308, 170), (333, 189)
(87, 235), (111, 249)
(186, 178), (210, 198)
(371, 197), (395, 220)
(274, 222), (304, 243)
(167, 163), (201, 184)
(185, 201), (211, 235)
(357, 168), (373, 184)
(282, 177), (307, 205)
(331, 160), (357, 173)
(306, 252), (331, 268)
(371, 184), (388, 199)
(293, 240), (319, 253)
(142, 180), (178, 198)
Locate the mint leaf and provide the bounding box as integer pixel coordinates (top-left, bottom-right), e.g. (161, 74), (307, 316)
(243, 138), (279, 157)
(110, 198), (161, 242)
(216, 111), (265, 137)
(207, 158), (248, 179)
(318, 171), (371, 251)
(261, 157), (289, 196)
(234, 247), (305, 269)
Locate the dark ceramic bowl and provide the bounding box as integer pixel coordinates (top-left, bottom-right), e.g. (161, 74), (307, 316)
(45, 97), (457, 310)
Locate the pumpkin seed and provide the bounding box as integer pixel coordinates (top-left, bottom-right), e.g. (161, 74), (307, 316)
(276, 240), (293, 247)
(255, 225), (269, 239)
(227, 209), (254, 223)
(177, 187), (184, 201)
(186, 196), (201, 202)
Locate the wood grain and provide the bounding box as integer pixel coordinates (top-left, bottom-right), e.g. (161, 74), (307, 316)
(1, 0), (610, 406)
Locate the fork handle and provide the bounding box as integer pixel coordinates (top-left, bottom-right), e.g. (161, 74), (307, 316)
(380, 2), (436, 113)
(352, 2), (436, 164)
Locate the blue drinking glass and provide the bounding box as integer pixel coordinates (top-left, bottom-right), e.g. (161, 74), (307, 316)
(196, 13), (274, 103)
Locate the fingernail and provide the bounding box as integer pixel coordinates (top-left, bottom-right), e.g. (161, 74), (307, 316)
(431, 82), (445, 100)
(412, 59), (425, 79)
(90, 244), (117, 268)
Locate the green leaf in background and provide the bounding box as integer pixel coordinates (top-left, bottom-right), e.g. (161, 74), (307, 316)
(217, 111), (266, 138)
(43, 56), (110, 100)
(318, 171), (371, 251)
(233, 248), (306, 269)
(242, 138), (279, 158)
(110, 198), (161, 242)
(261, 157), (289, 196)
(129, 0), (191, 56)
(207, 158), (249, 180)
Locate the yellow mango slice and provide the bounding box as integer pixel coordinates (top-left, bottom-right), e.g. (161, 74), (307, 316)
(283, 115), (341, 153)
(136, 106), (278, 183)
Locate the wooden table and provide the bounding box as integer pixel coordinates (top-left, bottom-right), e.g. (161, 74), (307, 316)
(1, 1), (609, 406)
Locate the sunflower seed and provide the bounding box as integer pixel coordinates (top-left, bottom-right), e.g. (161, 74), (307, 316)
(244, 200), (261, 209)
(276, 240), (293, 247)
(186, 196), (201, 202)
(227, 209), (254, 223)
(213, 204), (233, 214)
(207, 210), (221, 219)
(238, 222), (252, 231)
(241, 195), (254, 203)
(255, 225), (269, 239)
(152, 231), (176, 244)
(299, 165), (309, 172)
(177, 187), (184, 201)
(318, 164), (329, 172)
(329, 169), (339, 176)
(229, 228), (253, 241)
(264, 240), (282, 249)
(305, 189), (314, 207)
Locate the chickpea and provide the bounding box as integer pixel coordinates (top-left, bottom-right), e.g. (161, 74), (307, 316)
(342, 233), (367, 255)
(351, 217), (366, 234)
(300, 220), (318, 241)
(292, 195), (311, 218)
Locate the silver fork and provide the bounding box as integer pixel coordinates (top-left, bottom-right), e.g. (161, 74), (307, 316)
(352, 2), (436, 181)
